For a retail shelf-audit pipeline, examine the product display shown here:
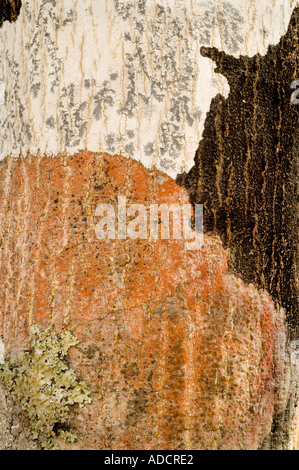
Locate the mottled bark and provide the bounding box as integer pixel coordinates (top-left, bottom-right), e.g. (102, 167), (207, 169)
(178, 7), (299, 340)
(0, 385), (39, 450)
(177, 6), (299, 449)
(0, 0), (298, 451)
(0, 152), (292, 450)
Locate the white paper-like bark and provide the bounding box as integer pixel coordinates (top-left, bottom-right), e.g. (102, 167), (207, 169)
(0, 0), (297, 178)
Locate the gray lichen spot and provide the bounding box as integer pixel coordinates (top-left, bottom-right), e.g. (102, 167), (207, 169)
(0, 326), (91, 450)
(144, 142), (154, 156)
(160, 121), (183, 157)
(118, 53), (137, 117)
(59, 86), (89, 147)
(126, 130), (135, 139)
(124, 142), (135, 154)
(30, 82), (41, 98)
(188, 2), (243, 53)
(46, 116), (55, 128)
(160, 158), (176, 172)
(137, 0), (146, 16)
(23, 1), (31, 21)
(105, 132), (117, 153)
(93, 80), (115, 121)
(110, 72), (118, 81)
(25, 123), (32, 142)
(193, 107), (202, 121)
(112, 0), (133, 20)
(62, 8), (75, 27)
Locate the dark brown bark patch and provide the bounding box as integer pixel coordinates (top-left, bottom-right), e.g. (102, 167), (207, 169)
(0, 0), (22, 28)
(178, 7), (299, 339)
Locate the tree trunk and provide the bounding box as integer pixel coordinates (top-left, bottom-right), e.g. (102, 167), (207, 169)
(0, 0), (298, 450)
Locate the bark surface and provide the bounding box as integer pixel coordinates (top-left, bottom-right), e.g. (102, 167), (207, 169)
(0, 0), (298, 450)
(178, 7), (299, 340)
(0, 152), (293, 450)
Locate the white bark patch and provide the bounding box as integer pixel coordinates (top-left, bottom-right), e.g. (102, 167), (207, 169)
(0, 0), (297, 178)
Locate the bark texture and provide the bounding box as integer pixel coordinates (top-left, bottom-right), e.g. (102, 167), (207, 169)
(0, 0), (298, 450)
(0, 152), (292, 449)
(0, 385), (39, 450)
(0, 0), (294, 177)
(177, 7), (299, 449)
(178, 7), (299, 340)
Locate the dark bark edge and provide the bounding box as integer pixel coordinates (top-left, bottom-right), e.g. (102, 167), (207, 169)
(0, 0), (22, 28)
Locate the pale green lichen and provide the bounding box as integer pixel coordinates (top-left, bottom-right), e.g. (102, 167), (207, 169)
(0, 326), (91, 450)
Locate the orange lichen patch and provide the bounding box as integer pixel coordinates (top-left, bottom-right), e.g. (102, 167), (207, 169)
(0, 151), (291, 449)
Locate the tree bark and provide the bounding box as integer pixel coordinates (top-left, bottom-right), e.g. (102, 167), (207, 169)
(0, 0), (298, 450)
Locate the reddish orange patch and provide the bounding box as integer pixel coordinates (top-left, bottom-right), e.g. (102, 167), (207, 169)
(0, 151), (290, 449)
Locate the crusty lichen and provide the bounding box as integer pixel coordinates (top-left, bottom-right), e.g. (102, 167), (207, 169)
(0, 326), (91, 450)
